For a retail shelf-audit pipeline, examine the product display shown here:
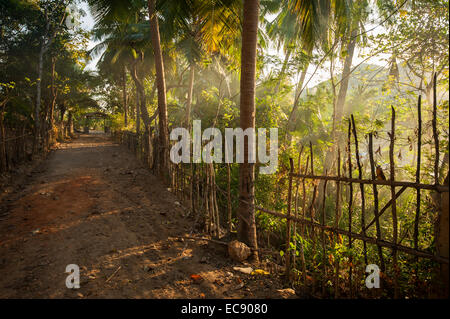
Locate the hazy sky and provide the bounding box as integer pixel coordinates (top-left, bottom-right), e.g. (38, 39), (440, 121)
(78, 1), (389, 89)
(79, 1), (99, 70)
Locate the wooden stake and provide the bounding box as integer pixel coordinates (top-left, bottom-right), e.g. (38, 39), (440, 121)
(351, 114), (368, 265)
(432, 73), (439, 185)
(334, 149), (341, 298)
(414, 95), (422, 290)
(285, 157), (294, 281)
(301, 155), (309, 285)
(293, 146), (304, 272)
(321, 170), (328, 295)
(227, 163), (232, 232)
(347, 119), (353, 298)
(389, 105), (399, 298)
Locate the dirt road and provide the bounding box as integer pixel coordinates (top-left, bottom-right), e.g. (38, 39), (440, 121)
(0, 134), (289, 299)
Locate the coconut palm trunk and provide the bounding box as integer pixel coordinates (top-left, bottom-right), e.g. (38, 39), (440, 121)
(130, 61), (151, 132)
(48, 57), (57, 140)
(147, 0), (169, 175)
(238, 0), (259, 262)
(34, 37), (46, 151)
(185, 64), (195, 130)
(333, 29), (357, 140)
(285, 62), (309, 141)
(135, 82), (140, 134)
(316, 28), (357, 212)
(122, 65), (128, 127)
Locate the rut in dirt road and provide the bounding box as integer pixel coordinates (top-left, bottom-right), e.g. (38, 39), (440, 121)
(0, 134), (288, 299)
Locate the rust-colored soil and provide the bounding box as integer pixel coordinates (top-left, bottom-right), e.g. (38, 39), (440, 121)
(0, 134), (291, 299)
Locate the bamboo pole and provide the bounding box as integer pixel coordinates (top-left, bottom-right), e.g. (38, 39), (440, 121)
(432, 73), (439, 185)
(181, 163), (185, 200)
(347, 119), (353, 298)
(361, 185), (408, 234)
(212, 164), (220, 237)
(334, 149), (341, 298)
(301, 155), (309, 285)
(204, 164), (210, 234)
(321, 170), (328, 295)
(227, 163), (232, 232)
(190, 162), (194, 215)
(293, 146), (304, 273)
(351, 114), (368, 265)
(414, 95), (422, 288)
(285, 157), (294, 281)
(389, 105), (399, 298)
(287, 174), (448, 192)
(210, 164), (217, 236)
(309, 142), (318, 291)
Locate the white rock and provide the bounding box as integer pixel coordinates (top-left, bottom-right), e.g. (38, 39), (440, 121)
(228, 240), (252, 262)
(276, 288), (296, 299)
(233, 266), (253, 275)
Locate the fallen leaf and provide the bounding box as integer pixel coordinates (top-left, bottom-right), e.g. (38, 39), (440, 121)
(251, 269), (270, 276)
(199, 293), (205, 299)
(190, 274), (203, 283)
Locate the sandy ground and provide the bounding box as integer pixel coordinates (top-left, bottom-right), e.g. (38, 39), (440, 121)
(0, 134), (292, 299)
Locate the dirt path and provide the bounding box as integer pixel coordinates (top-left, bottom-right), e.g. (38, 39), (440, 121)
(0, 134), (290, 299)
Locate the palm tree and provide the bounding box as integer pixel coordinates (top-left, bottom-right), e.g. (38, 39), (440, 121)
(147, 0), (169, 175)
(88, 0), (143, 129)
(34, 1), (69, 150)
(89, 1), (159, 133)
(238, 0), (260, 262)
(237, 0), (353, 261)
(88, 0), (168, 173)
(332, 0), (369, 143)
(267, 0), (350, 140)
(160, 0), (241, 129)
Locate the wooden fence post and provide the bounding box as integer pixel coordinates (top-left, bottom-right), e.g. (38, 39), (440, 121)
(389, 105), (399, 299)
(285, 157), (294, 281)
(351, 114), (368, 266)
(436, 174), (449, 297)
(227, 163), (232, 233)
(347, 119), (353, 298)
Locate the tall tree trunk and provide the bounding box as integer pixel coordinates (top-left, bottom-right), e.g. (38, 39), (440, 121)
(67, 111), (73, 135)
(42, 57), (56, 148)
(0, 107), (7, 171)
(316, 29), (358, 212)
(333, 29), (357, 145)
(34, 38), (46, 150)
(130, 61), (151, 132)
(135, 81), (140, 134)
(285, 63), (309, 138)
(238, 0), (259, 263)
(59, 102), (66, 139)
(274, 47), (292, 93)
(49, 57), (57, 137)
(148, 0), (169, 175)
(122, 65), (128, 127)
(185, 63), (195, 129)
(131, 60), (154, 166)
